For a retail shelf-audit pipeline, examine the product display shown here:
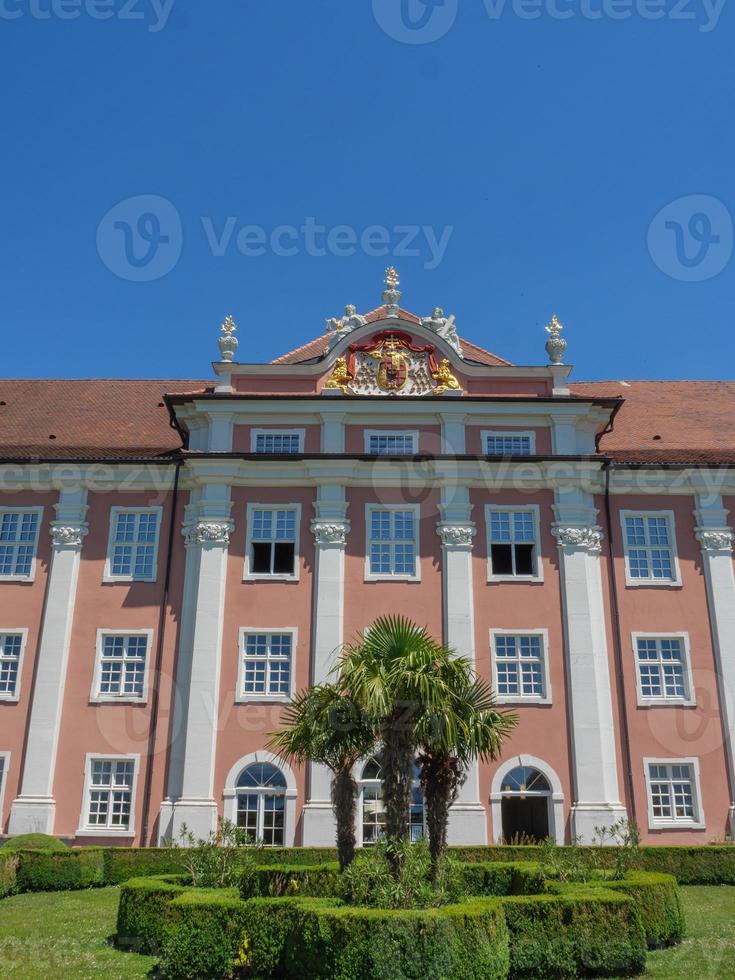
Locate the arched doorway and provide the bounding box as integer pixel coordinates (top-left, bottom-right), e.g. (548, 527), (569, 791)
(499, 765), (551, 842)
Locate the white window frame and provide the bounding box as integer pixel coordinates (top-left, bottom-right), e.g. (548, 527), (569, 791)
(643, 757), (705, 830)
(236, 627), (297, 703)
(223, 751), (298, 847)
(0, 752), (10, 821)
(0, 506), (43, 582)
(364, 429), (419, 455)
(485, 504), (543, 583)
(250, 428), (305, 454)
(364, 503), (421, 582)
(620, 510), (682, 587)
(490, 628), (552, 705)
(481, 430), (536, 456)
(90, 629), (153, 704)
(0, 628), (29, 702)
(633, 632), (695, 708)
(76, 752), (139, 837)
(104, 506), (163, 584)
(244, 503), (301, 582)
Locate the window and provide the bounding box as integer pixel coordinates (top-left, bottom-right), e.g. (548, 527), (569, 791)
(360, 757), (425, 845)
(634, 634), (693, 705)
(93, 631), (150, 701)
(84, 758), (136, 832)
(235, 762), (287, 845)
(0, 509), (41, 580)
(491, 630), (551, 703)
(251, 429), (304, 454)
(246, 506), (299, 578)
(483, 432), (535, 456)
(106, 508), (161, 582)
(239, 630), (294, 699)
(645, 759), (703, 828)
(0, 631), (26, 700)
(621, 511), (680, 585)
(486, 506), (541, 580)
(366, 506), (419, 579)
(365, 430), (418, 455)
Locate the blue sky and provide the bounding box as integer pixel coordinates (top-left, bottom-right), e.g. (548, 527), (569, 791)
(1, 0), (733, 381)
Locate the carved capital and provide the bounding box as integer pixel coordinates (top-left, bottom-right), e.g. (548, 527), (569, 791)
(552, 524), (604, 553)
(311, 521), (350, 545)
(49, 522), (88, 548)
(695, 527), (735, 552)
(183, 520), (233, 547)
(437, 523), (476, 547)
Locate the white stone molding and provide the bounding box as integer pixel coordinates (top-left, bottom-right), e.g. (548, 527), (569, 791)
(302, 486), (349, 846)
(694, 497), (735, 835)
(9, 489), (88, 836)
(552, 523), (604, 554)
(438, 488), (487, 845)
(553, 490), (627, 841)
(490, 755), (565, 844)
(167, 486), (233, 842)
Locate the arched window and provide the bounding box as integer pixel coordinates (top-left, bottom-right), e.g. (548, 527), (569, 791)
(501, 766), (551, 797)
(359, 757), (426, 845)
(236, 762), (287, 845)
(499, 765), (552, 842)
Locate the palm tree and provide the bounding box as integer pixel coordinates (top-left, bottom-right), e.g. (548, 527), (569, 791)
(416, 672), (518, 873)
(268, 683), (375, 870)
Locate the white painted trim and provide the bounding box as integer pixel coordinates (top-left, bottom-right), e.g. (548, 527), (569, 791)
(89, 628), (154, 705)
(489, 628), (552, 705)
(364, 502), (421, 582)
(0, 628), (29, 702)
(489, 754), (565, 844)
(619, 509), (682, 588)
(485, 503), (544, 583)
(643, 756), (705, 830)
(243, 502), (302, 582)
(103, 505), (163, 583)
(0, 506), (43, 582)
(76, 752), (140, 837)
(363, 429), (419, 455)
(236, 627), (298, 703)
(222, 750), (297, 847)
(250, 428), (305, 454)
(481, 430), (536, 456)
(631, 631), (696, 708)
(0, 752), (10, 820)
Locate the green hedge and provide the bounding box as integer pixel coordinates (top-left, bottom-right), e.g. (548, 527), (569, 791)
(240, 862), (342, 899)
(0, 851), (18, 898)
(102, 847), (187, 884)
(503, 887), (647, 978)
(585, 872), (684, 948)
(117, 875), (190, 953)
(0, 833), (68, 852)
(13, 848), (104, 893)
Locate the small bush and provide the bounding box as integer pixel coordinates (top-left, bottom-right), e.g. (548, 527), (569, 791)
(1, 833), (68, 852)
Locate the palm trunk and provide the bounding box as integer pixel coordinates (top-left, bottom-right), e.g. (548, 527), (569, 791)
(420, 752), (462, 878)
(381, 707), (415, 870)
(331, 766), (358, 870)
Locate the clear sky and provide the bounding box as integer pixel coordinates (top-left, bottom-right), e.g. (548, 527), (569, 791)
(1, 0), (732, 381)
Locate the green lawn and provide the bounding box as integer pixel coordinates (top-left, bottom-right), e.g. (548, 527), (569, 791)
(1, 884), (734, 978)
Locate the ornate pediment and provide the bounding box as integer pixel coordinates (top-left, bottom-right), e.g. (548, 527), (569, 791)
(323, 330), (461, 397)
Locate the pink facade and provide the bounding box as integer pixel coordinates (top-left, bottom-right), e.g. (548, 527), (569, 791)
(2, 280), (735, 849)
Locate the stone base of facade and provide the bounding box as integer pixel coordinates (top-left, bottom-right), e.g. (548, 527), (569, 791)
(571, 802), (629, 843)
(164, 799), (219, 843)
(447, 802), (488, 845)
(301, 802), (337, 846)
(8, 796), (56, 836)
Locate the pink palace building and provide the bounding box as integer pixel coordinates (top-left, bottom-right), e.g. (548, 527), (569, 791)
(2, 269), (735, 850)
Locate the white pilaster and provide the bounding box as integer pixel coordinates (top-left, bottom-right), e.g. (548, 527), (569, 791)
(694, 495), (735, 834)
(301, 485), (350, 845)
(320, 412), (346, 454)
(168, 485), (233, 841)
(553, 489), (626, 841)
(9, 489), (88, 835)
(437, 484), (487, 845)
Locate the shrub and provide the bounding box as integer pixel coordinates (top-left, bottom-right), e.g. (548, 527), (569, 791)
(0, 851), (18, 898)
(160, 888), (247, 979)
(14, 847), (104, 892)
(503, 887), (647, 978)
(167, 819), (261, 888)
(1, 833), (68, 852)
(116, 875), (189, 953)
(103, 847), (187, 884)
(586, 872), (685, 948)
(240, 862), (342, 899)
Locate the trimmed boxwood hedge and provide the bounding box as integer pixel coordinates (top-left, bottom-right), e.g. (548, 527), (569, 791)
(14, 847), (105, 893)
(583, 872), (684, 948)
(0, 851), (18, 898)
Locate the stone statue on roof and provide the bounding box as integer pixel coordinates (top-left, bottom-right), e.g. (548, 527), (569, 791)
(421, 307), (462, 357)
